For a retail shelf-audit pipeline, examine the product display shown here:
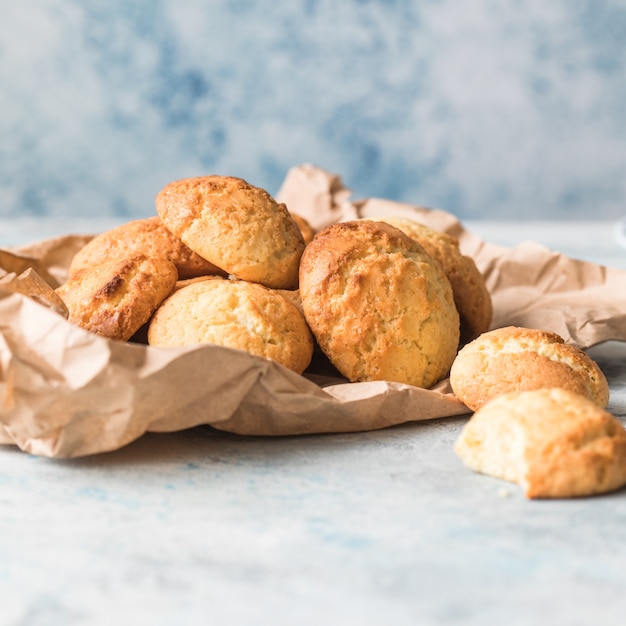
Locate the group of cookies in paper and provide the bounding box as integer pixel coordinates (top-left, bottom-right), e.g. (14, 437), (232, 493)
(54, 175), (626, 499)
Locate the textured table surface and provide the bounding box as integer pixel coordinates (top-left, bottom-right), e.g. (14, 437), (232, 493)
(1, 219), (626, 626)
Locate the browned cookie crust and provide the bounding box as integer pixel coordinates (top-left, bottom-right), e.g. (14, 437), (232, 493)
(299, 220), (460, 388)
(449, 325), (609, 411)
(147, 278), (314, 374)
(56, 254), (178, 341)
(369, 217), (492, 343)
(156, 175), (305, 289)
(68, 216), (222, 280)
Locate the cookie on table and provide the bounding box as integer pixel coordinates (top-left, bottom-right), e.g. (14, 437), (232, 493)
(147, 278), (314, 375)
(367, 216), (492, 343)
(299, 220), (460, 388)
(68, 216), (222, 280)
(454, 388), (626, 498)
(56, 254), (178, 341)
(156, 175), (305, 289)
(449, 326), (609, 411)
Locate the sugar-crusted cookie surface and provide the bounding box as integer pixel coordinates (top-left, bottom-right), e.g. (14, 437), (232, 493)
(368, 216), (492, 343)
(455, 388), (626, 498)
(449, 326), (609, 411)
(299, 220), (460, 388)
(56, 254), (178, 341)
(68, 216), (222, 280)
(156, 175), (305, 289)
(147, 278), (314, 374)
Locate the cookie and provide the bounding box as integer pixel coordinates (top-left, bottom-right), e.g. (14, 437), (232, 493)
(56, 254), (178, 341)
(299, 220), (460, 388)
(449, 326), (609, 411)
(156, 175), (305, 289)
(455, 388), (626, 498)
(368, 216), (492, 343)
(68, 216), (222, 280)
(147, 278), (314, 374)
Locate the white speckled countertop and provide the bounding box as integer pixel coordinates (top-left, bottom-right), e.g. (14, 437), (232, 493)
(2, 220), (626, 625)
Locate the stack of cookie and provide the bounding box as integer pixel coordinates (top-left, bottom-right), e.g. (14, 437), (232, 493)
(57, 175), (314, 374)
(56, 174), (490, 384)
(54, 173), (626, 498)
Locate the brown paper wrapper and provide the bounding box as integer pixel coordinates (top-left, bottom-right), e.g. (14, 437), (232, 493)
(1, 164), (626, 458)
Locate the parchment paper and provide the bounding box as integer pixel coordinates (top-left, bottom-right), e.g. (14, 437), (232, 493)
(1, 164), (625, 458)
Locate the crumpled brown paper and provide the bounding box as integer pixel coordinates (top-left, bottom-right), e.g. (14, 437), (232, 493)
(1, 164), (626, 458)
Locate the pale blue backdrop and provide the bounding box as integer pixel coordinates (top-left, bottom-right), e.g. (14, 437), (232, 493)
(1, 0), (625, 220)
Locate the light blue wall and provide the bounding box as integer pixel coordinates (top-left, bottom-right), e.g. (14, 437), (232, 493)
(1, 1), (625, 220)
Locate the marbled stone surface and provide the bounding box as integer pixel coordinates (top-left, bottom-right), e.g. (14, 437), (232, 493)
(1, 340), (626, 626)
(1, 2), (625, 221)
(1, 224), (626, 625)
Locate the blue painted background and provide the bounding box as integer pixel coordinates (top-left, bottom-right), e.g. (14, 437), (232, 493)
(1, 0), (625, 220)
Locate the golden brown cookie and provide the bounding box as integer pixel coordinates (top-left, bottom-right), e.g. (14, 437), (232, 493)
(454, 388), (626, 498)
(368, 216), (492, 343)
(449, 326), (609, 411)
(56, 254), (178, 341)
(299, 220), (460, 388)
(156, 175), (305, 289)
(147, 278), (314, 374)
(68, 216), (222, 280)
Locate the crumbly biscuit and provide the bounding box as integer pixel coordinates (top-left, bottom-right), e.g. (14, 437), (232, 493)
(156, 175), (305, 289)
(68, 216), (222, 280)
(299, 220), (460, 388)
(290, 212), (316, 245)
(455, 388), (626, 498)
(56, 254), (178, 341)
(449, 326), (609, 411)
(147, 278), (314, 374)
(368, 216), (492, 343)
